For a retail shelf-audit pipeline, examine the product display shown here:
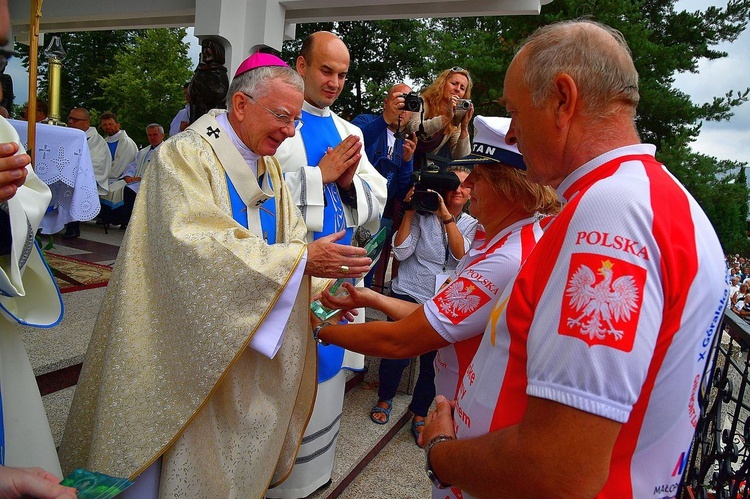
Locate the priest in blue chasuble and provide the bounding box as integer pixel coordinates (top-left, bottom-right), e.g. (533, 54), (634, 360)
(270, 31), (388, 498)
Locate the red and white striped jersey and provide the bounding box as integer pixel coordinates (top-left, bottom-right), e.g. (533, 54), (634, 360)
(451, 145), (729, 499)
(425, 217), (544, 401)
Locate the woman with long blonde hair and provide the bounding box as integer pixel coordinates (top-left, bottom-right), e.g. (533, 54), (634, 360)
(407, 67), (474, 168)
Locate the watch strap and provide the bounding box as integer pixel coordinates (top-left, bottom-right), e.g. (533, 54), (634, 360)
(313, 321), (332, 346)
(425, 434), (455, 489)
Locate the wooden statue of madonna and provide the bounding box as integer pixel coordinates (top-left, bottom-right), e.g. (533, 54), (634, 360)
(189, 39), (229, 125)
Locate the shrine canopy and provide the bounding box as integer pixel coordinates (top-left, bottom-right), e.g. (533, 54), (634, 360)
(9, 0), (552, 81)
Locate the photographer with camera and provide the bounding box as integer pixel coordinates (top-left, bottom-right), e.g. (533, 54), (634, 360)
(406, 67), (474, 169)
(352, 83), (418, 290)
(369, 164), (477, 444)
(352, 83), (417, 203)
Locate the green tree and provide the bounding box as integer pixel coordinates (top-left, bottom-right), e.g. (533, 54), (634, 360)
(413, 16), (518, 117)
(99, 29), (193, 145)
(738, 166), (749, 226)
(282, 19), (426, 117)
(15, 30), (139, 117)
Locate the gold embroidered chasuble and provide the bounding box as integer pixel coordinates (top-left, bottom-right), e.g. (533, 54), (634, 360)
(59, 111), (317, 497)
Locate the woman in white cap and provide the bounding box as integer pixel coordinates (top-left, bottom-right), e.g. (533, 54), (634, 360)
(315, 116), (560, 444)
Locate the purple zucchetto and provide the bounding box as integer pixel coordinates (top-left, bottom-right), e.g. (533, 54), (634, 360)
(233, 52), (288, 78)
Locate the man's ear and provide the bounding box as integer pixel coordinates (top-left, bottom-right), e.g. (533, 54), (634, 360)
(296, 55), (307, 76)
(552, 73), (578, 128)
(231, 92), (248, 121)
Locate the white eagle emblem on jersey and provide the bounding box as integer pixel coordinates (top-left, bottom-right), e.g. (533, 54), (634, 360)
(438, 280), (481, 317)
(434, 277), (492, 325)
(564, 259), (639, 341)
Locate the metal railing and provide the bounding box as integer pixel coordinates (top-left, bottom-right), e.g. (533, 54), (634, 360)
(680, 309), (750, 498)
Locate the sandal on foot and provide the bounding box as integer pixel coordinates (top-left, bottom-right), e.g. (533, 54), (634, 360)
(412, 419), (425, 446)
(369, 400), (392, 425)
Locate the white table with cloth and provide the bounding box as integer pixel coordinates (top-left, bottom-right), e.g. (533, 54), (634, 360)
(8, 119), (100, 234)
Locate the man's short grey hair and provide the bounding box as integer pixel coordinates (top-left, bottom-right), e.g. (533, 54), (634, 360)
(146, 123), (164, 134)
(518, 19), (640, 119)
(225, 65), (304, 111)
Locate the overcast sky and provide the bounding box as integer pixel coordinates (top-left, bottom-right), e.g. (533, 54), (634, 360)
(672, 0), (750, 165)
(5, 1), (748, 165)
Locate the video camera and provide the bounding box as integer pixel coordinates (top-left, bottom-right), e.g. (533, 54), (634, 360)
(409, 163), (460, 213)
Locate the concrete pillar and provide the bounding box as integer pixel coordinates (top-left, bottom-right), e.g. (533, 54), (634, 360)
(194, 0), (295, 77)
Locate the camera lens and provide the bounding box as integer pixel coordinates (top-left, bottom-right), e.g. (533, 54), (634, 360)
(402, 92), (422, 112)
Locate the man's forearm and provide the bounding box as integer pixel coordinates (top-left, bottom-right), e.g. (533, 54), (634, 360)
(428, 398), (618, 497)
(430, 426), (605, 498)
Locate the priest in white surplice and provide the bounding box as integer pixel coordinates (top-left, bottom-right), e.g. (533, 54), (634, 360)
(58, 53), (373, 498)
(100, 111), (138, 181)
(67, 108), (111, 196)
(114, 123), (165, 228)
(269, 31), (388, 498)
(99, 111), (137, 223)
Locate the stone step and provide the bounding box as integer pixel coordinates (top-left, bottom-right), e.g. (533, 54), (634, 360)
(23, 286), (105, 379)
(309, 372), (429, 498)
(40, 362), (430, 498)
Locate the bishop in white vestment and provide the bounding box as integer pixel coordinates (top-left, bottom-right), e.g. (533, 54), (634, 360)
(59, 54), (370, 498)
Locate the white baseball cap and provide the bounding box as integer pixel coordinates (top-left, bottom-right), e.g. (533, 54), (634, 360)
(450, 115), (525, 170)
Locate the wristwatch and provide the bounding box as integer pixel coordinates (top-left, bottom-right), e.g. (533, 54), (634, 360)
(442, 216), (455, 225)
(425, 434), (455, 489)
(313, 321), (331, 346)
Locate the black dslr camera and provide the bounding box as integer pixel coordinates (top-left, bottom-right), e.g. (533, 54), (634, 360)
(410, 164), (460, 213)
(402, 92), (423, 112)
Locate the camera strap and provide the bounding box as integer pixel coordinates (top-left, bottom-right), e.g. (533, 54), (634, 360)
(442, 239), (450, 272)
(418, 105), (426, 138)
(442, 213), (459, 271)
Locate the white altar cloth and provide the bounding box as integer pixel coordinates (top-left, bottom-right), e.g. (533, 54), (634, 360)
(9, 120), (100, 234)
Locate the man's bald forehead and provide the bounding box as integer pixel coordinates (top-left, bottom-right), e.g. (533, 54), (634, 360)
(301, 30), (348, 63)
(70, 108), (90, 119)
(390, 83), (411, 94)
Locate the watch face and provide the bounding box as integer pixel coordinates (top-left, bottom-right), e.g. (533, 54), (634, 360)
(426, 467), (449, 490)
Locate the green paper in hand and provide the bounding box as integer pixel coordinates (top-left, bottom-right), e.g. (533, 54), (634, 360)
(311, 226), (387, 320)
(60, 468), (134, 499)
